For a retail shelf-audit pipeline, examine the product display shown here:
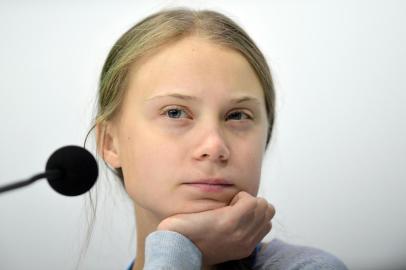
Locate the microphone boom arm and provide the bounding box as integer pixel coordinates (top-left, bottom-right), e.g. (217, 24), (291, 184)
(0, 170), (61, 194)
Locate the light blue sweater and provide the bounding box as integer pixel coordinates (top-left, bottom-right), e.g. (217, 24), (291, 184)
(127, 231), (348, 270)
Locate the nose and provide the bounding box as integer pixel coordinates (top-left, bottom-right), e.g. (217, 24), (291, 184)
(193, 126), (230, 163)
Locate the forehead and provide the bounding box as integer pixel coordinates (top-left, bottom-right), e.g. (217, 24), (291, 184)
(126, 35), (263, 101)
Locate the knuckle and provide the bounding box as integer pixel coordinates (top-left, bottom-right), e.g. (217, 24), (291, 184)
(266, 222), (272, 232)
(269, 203), (276, 213)
(257, 223), (272, 241)
(257, 197), (268, 208)
(245, 197), (257, 209)
(233, 228), (246, 242)
(267, 204), (276, 219)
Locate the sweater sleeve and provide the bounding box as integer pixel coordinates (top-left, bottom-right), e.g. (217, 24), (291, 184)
(143, 230), (202, 270)
(254, 239), (348, 270)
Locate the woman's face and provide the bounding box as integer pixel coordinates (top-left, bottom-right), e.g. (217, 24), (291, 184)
(104, 36), (269, 220)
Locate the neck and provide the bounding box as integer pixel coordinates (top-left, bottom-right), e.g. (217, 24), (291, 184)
(132, 206), (160, 270)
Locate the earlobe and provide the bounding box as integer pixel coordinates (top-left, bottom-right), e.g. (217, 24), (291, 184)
(96, 122), (121, 168)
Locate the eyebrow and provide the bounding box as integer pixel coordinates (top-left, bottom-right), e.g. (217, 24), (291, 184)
(230, 96), (262, 105)
(146, 93), (262, 104)
(146, 93), (199, 101)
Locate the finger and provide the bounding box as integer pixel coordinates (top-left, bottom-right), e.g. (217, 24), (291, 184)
(266, 203), (276, 221)
(231, 192), (257, 213)
(251, 220), (272, 245)
(254, 200), (276, 224)
(229, 190), (251, 206)
(246, 197), (269, 230)
(218, 192), (257, 232)
(242, 220), (272, 254)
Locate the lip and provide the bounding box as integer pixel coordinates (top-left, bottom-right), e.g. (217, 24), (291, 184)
(186, 178), (233, 185)
(183, 179), (234, 192)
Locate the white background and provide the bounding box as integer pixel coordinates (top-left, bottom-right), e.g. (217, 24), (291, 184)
(0, 1), (405, 269)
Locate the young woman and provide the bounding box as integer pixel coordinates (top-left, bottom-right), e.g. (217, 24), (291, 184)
(92, 8), (348, 270)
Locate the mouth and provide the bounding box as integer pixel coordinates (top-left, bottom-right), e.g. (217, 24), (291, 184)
(182, 179), (234, 192)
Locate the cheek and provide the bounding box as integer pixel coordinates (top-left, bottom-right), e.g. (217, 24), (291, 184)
(234, 138), (265, 196)
(118, 129), (183, 205)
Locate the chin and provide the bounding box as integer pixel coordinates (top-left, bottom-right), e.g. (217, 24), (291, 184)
(143, 196), (233, 221)
(174, 198), (229, 214)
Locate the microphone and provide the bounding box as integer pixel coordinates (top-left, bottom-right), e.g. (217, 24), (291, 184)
(0, 145), (98, 196)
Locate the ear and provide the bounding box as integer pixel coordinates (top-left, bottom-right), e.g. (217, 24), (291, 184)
(96, 121), (121, 168)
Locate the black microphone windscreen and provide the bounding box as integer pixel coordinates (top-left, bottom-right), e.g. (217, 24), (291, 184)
(45, 145), (98, 196)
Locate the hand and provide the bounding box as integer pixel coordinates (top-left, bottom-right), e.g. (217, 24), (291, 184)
(157, 191), (276, 265)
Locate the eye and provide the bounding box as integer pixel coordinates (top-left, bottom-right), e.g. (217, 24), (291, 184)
(162, 106), (190, 119)
(226, 111), (253, 121)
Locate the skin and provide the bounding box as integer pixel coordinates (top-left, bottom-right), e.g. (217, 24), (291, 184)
(100, 35), (275, 270)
